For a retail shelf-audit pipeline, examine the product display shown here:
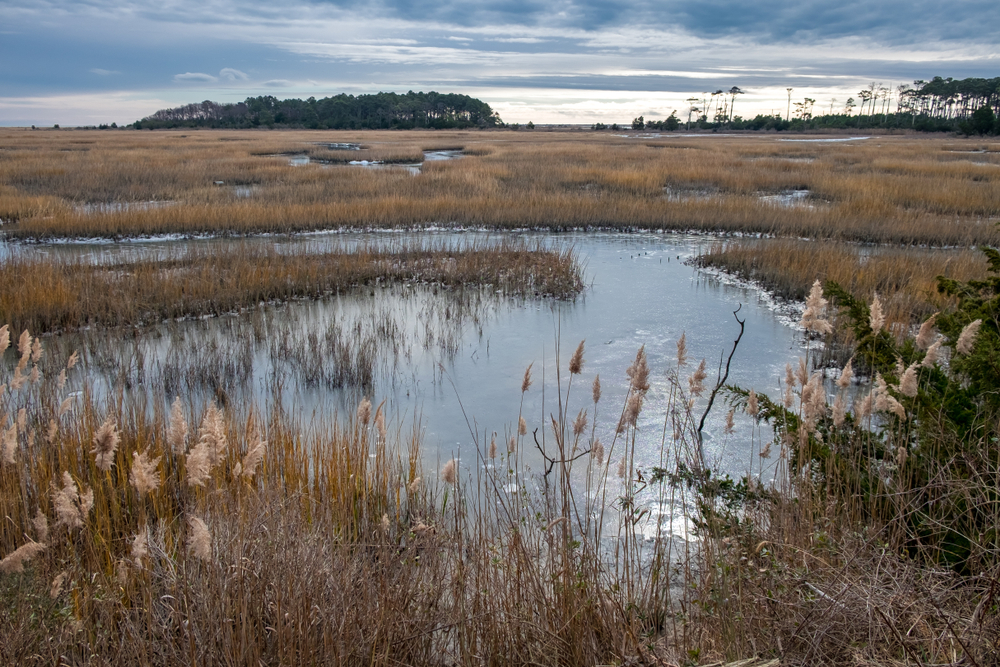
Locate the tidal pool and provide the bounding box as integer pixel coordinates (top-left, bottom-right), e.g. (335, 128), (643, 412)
(16, 230), (809, 542)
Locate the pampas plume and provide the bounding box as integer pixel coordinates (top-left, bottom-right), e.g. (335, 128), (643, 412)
(441, 458), (457, 485)
(129, 449), (162, 495)
(569, 340), (585, 375)
(187, 515), (212, 562)
(0, 541), (46, 574)
(592, 374), (601, 403)
(521, 363), (533, 393)
(956, 319), (982, 355)
(91, 418), (119, 472)
(167, 397), (188, 455)
(357, 397), (372, 426)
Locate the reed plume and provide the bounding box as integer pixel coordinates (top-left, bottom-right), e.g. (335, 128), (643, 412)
(569, 340), (585, 374)
(91, 418), (120, 472)
(916, 313), (938, 350)
(676, 333), (687, 366)
(521, 363), (533, 393)
(837, 358), (854, 388)
(357, 397), (372, 425)
(167, 397), (188, 454)
(956, 319), (982, 355)
(870, 294), (885, 332)
(1, 425), (16, 465)
(441, 459), (457, 485)
(0, 541), (46, 574)
(488, 433), (497, 459)
(900, 363), (919, 397)
(688, 359), (707, 396)
(238, 428), (266, 479)
(591, 438), (604, 465)
(187, 515), (212, 562)
(131, 530), (148, 567)
(129, 449), (162, 496)
(747, 389), (759, 417)
(801, 279), (833, 334)
(626, 346), (650, 392)
(196, 402), (227, 466)
(592, 374), (601, 403)
(52, 471), (92, 530)
(922, 339), (942, 367)
(33, 509), (48, 542)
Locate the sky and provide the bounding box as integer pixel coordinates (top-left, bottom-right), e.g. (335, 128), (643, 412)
(1, 0), (997, 126)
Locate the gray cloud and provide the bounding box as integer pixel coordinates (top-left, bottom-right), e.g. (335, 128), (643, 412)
(89, 68), (119, 75)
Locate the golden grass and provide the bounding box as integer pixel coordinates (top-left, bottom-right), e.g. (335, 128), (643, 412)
(1, 130), (997, 244)
(697, 239), (988, 326)
(1, 320), (997, 665)
(0, 239), (582, 335)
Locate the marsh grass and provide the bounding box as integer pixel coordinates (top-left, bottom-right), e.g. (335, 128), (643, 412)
(2, 305), (997, 665)
(1, 130), (998, 245)
(0, 239), (582, 335)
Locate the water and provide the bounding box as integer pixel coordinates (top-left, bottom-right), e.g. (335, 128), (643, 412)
(24, 231), (803, 481)
(13, 230), (808, 543)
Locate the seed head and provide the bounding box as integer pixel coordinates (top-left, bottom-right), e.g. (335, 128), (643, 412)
(569, 340), (585, 375)
(408, 477), (421, 494)
(900, 363), (919, 398)
(836, 358), (854, 389)
(688, 359), (707, 396)
(129, 449), (162, 496)
(573, 408), (588, 437)
(921, 340), (942, 368)
(240, 428), (266, 479)
(915, 313), (938, 350)
(747, 389), (759, 417)
(800, 280), (833, 335)
(521, 363), (533, 393)
(167, 397), (188, 455)
(131, 530), (149, 567)
(518, 416), (527, 436)
(592, 374), (601, 404)
(627, 346), (650, 392)
(724, 409), (735, 435)
(956, 319), (982, 355)
(591, 439), (604, 466)
(187, 515), (212, 562)
(441, 458), (457, 485)
(0, 541), (46, 574)
(488, 433), (497, 459)
(357, 397), (372, 426)
(869, 294), (885, 333)
(91, 418), (120, 472)
(33, 510), (48, 543)
(676, 333), (687, 367)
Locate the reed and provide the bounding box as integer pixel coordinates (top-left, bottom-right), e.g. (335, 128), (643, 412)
(2, 304), (996, 665)
(0, 239), (582, 335)
(1, 130), (997, 245)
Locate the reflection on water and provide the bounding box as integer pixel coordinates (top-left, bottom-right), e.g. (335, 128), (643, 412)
(22, 230), (807, 543)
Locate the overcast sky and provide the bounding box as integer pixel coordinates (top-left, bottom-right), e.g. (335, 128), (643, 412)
(1, 0), (996, 126)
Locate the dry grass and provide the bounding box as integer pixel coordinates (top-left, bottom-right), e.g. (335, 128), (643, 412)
(1, 130), (998, 244)
(696, 238), (988, 324)
(1, 316), (997, 665)
(0, 239), (582, 335)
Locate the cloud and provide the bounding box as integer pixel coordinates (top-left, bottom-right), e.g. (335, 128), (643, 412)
(89, 68), (119, 76)
(262, 79), (294, 87)
(173, 72), (217, 83)
(219, 67), (250, 81)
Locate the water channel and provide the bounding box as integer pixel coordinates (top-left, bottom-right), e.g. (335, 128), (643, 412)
(15, 230), (807, 534)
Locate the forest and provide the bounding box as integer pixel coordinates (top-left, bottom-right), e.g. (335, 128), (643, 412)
(133, 91), (502, 130)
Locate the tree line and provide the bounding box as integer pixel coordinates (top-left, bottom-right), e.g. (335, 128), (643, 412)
(133, 92), (502, 130)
